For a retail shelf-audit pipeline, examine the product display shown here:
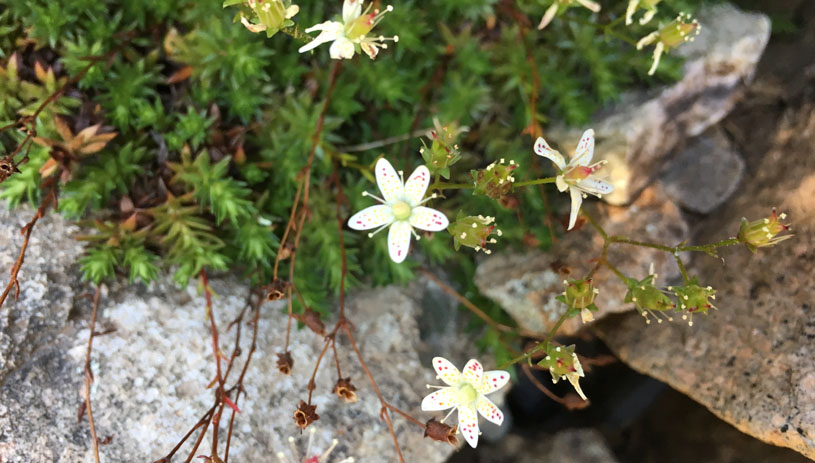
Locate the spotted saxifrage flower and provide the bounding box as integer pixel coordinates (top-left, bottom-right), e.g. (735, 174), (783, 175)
(298, 0), (398, 60)
(534, 129), (613, 230)
(421, 357), (510, 448)
(348, 158), (449, 263)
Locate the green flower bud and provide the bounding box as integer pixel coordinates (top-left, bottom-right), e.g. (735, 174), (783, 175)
(556, 278), (599, 323)
(624, 274), (675, 325)
(447, 211), (501, 254)
(669, 276), (716, 327)
(537, 344), (586, 401)
(738, 209), (792, 253)
(471, 159), (517, 199)
(420, 121), (464, 180)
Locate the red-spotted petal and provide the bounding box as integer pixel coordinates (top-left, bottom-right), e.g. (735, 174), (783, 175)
(347, 205), (394, 230)
(577, 178), (613, 196)
(480, 370), (510, 394)
(476, 395), (504, 426)
(387, 220), (412, 263)
(375, 158), (404, 203)
(409, 206), (448, 232)
(533, 136), (566, 170)
(404, 165), (431, 205)
(568, 187), (584, 231)
(572, 129), (595, 167)
(420, 387), (456, 412)
(458, 404), (480, 448)
(461, 359), (484, 385)
(432, 357), (461, 386)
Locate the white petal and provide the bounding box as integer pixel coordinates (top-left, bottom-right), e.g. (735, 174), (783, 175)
(461, 359), (484, 385)
(576, 0), (601, 13)
(476, 395), (504, 426)
(375, 158), (404, 203)
(432, 357), (462, 386)
(343, 0), (362, 24)
(458, 404), (480, 448)
(387, 220), (412, 263)
(556, 175), (568, 192)
(479, 370), (510, 394)
(347, 205), (394, 230)
(329, 37), (355, 59)
(568, 187), (583, 231)
(572, 129), (595, 166)
(625, 0), (638, 25)
(533, 137), (565, 170)
(298, 23), (341, 53)
(285, 5), (299, 19)
(361, 41), (379, 60)
(537, 3), (558, 30)
(409, 206), (448, 232)
(404, 165), (431, 205)
(421, 387), (456, 411)
(577, 178), (613, 196)
(648, 41), (664, 76)
(567, 373), (588, 401)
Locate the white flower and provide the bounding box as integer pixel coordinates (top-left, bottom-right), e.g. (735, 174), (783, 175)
(538, 0), (601, 30)
(534, 129), (613, 230)
(636, 13), (700, 76)
(298, 0), (398, 60)
(580, 307), (594, 323)
(421, 357), (510, 448)
(275, 426), (355, 463)
(348, 158), (448, 263)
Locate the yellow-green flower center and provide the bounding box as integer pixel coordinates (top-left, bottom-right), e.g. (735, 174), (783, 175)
(392, 201), (412, 221)
(456, 382), (478, 406)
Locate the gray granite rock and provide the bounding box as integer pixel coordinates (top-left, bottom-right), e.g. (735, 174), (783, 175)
(0, 203), (84, 381)
(595, 101), (815, 459)
(475, 184), (689, 336)
(0, 269), (458, 462)
(660, 129), (746, 214)
(546, 3), (770, 206)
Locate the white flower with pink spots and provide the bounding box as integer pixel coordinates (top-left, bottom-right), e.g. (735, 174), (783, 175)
(421, 357), (510, 448)
(348, 158), (448, 263)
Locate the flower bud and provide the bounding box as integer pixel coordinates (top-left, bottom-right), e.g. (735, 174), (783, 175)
(276, 351), (294, 375)
(537, 344), (587, 401)
(447, 212), (501, 254)
(420, 121), (464, 180)
(669, 277), (716, 327)
(656, 12), (700, 48)
(624, 275), (675, 325)
(471, 159), (517, 199)
(424, 418), (458, 446)
(332, 377), (358, 403)
(738, 209), (792, 253)
(556, 278), (599, 323)
(293, 400), (319, 430)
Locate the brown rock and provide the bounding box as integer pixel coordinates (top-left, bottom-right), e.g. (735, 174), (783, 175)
(595, 102), (815, 459)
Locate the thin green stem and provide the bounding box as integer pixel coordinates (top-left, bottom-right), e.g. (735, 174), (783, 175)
(673, 253), (690, 283)
(609, 236), (674, 252)
(513, 177), (557, 188)
(681, 238), (740, 253)
(603, 260), (628, 283)
(429, 181), (472, 190)
(499, 309), (570, 369)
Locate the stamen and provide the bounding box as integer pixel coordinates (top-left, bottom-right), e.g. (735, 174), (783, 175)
(306, 426), (315, 457)
(362, 190), (387, 204)
(417, 193), (438, 205)
(367, 223), (390, 238)
(288, 436), (300, 462)
(441, 407), (456, 424)
(319, 439), (339, 462)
